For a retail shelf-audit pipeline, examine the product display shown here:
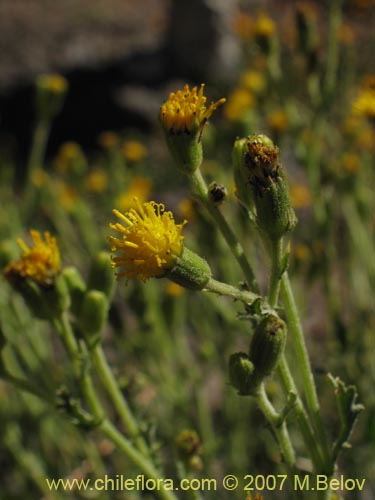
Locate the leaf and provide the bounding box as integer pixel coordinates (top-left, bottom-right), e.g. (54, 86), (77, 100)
(328, 373), (365, 461)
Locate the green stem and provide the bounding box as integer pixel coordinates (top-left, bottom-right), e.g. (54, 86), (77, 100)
(267, 239), (325, 473)
(281, 273), (332, 473)
(92, 344), (150, 458)
(256, 383), (296, 469)
(268, 238), (283, 307)
(54, 315), (178, 500)
(204, 277), (260, 306)
(190, 169), (259, 293)
(277, 357), (325, 473)
(26, 118), (51, 188)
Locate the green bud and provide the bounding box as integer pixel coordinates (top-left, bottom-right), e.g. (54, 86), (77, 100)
(12, 274), (70, 320)
(35, 74), (68, 121)
(61, 267), (86, 316)
(164, 132), (203, 174)
(228, 352), (255, 396)
(80, 290), (108, 338)
(232, 137), (255, 211)
(166, 247), (211, 290)
(245, 134), (297, 241)
(248, 313), (287, 384)
(87, 252), (115, 299)
(208, 181), (227, 205)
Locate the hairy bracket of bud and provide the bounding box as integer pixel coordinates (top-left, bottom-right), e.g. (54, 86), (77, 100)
(234, 134), (297, 242)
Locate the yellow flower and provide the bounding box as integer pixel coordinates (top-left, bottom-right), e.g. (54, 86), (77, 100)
(232, 11), (255, 41)
(160, 84), (226, 134)
(85, 168), (108, 193)
(53, 142), (86, 174)
(165, 281), (185, 297)
(116, 177), (152, 212)
(351, 88), (375, 119)
(108, 200), (187, 282)
(4, 230), (61, 286)
(240, 70), (266, 94)
(123, 140), (147, 163)
(255, 12), (276, 38)
(31, 168), (49, 187)
(37, 74), (68, 94)
(266, 109), (289, 133)
(341, 153), (361, 174)
(224, 87), (255, 122)
(98, 131), (120, 150)
(290, 184), (311, 208)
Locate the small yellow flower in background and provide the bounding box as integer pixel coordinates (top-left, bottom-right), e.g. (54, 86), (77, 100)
(160, 84), (226, 134)
(98, 131), (120, 150)
(266, 109), (289, 133)
(338, 23), (355, 45)
(341, 152), (361, 174)
(4, 230), (61, 286)
(255, 12), (276, 38)
(342, 116), (375, 151)
(54, 181), (78, 212)
(53, 142), (86, 174)
(31, 167), (49, 187)
(232, 11), (255, 41)
(351, 88), (375, 120)
(108, 199), (187, 282)
(240, 70), (266, 94)
(224, 87), (255, 122)
(165, 281), (185, 297)
(177, 198), (196, 222)
(123, 140), (147, 163)
(116, 177), (152, 213)
(293, 242), (310, 262)
(290, 184), (311, 209)
(85, 168), (108, 193)
(37, 74), (68, 94)
(245, 492), (264, 500)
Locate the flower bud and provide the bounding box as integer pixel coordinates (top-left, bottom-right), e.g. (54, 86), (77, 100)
(244, 134), (297, 242)
(61, 267), (86, 316)
(208, 181), (227, 205)
(248, 313), (287, 384)
(87, 252), (115, 299)
(35, 74), (68, 121)
(164, 132), (203, 174)
(166, 247), (211, 290)
(232, 137), (255, 211)
(228, 352), (255, 396)
(80, 290), (108, 339)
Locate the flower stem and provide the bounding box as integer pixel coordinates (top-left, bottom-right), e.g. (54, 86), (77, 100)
(91, 344), (151, 458)
(204, 277), (260, 305)
(256, 383), (296, 469)
(190, 169), (259, 293)
(268, 238), (283, 307)
(54, 314), (178, 500)
(281, 273), (332, 473)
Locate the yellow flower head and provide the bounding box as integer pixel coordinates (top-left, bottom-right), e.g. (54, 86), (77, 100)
(4, 230), (61, 286)
(108, 200), (187, 282)
(160, 84), (226, 134)
(123, 140), (147, 163)
(255, 12), (276, 38)
(37, 74), (68, 95)
(85, 168), (108, 193)
(98, 131), (120, 150)
(224, 87), (255, 122)
(351, 88), (375, 119)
